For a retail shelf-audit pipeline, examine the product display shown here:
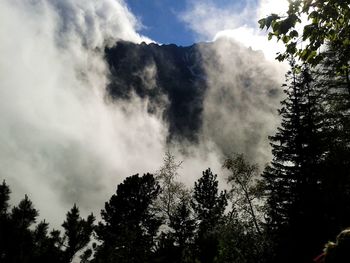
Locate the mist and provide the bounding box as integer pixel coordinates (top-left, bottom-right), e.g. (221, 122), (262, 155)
(0, 0), (165, 225)
(0, 0), (285, 228)
(197, 39), (283, 167)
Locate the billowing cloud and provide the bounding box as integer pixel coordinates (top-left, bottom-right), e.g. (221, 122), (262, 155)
(0, 0), (288, 230)
(196, 39), (283, 168)
(177, 0), (287, 167)
(179, 0), (289, 61)
(257, 0), (289, 18)
(0, 0), (162, 225)
(179, 0), (254, 41)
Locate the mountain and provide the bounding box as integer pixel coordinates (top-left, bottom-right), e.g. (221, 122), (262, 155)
(105, 40), (282, 159)
(105, 41), (208, 141)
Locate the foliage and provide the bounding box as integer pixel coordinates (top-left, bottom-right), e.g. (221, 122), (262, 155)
(0, 180), (10, 215)
(215, 217), (268, 263)
(192, 168), (228, 263)
(262, 60), (328, 262)
(155, 151), (189, 224)
(169, 199), (196, 250)
(258, 0), (350, 74)
(62, 204), (95, 262)
(259, 4), (350, 261)
(94, 173), (162, 263)
(0, 181), (95, 263)
(223, 154), (264, 235)
(154, 198), (197, 263)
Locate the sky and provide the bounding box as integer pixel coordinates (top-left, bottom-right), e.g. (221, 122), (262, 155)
(125, 0), (289, 60)
(125, 0), (255, 46)
(125, 0), (194, 46)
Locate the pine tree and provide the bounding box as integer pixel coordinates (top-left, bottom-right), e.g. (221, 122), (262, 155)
(313, 45), (350, 239)
(153, 199), (196, 263)
(10, 195), (39, 263)
(93, 173), (162, 263)
(61, 204), (95, 262)
(192, 168), (227, 263)
(0, 181), (10, 216)
(0, 181), (11, 262)
(263, 61), (325, 262)
(170, 199), (196, 251)
(32, 220), (63, 263)
(169, 199), (196, 262)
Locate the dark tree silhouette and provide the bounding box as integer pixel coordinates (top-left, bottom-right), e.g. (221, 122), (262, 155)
(93, 173), (162, 263)
(0, 181), (11, 262)
(0, 180), (10, 215)
(313, 45), (350, 240)
(192, 168), (227, 263)
(62, 204), (95, 262)
(0, 181), (95, 263)
(170, 199), (196, 252)
(168, 198), (196, 262)
(10, 195), (39, 263)
(262, 60), (331, 263)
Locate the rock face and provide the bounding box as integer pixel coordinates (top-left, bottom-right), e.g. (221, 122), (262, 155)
(105, 40), (282, 151)
(105, 41), (207, 141)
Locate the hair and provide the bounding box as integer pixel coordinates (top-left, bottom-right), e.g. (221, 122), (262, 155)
(324, 228), (350, 263)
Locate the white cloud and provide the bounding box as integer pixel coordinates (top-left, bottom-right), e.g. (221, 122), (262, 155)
(180, 0), (254, 41)
(177, 0), (289, 171)
(197, 39), (283, 168)
(213, 26), (283, 61)
(180, 0), (289, 61)
(0, 0), (162, 225)
(257, 0), (289, 18)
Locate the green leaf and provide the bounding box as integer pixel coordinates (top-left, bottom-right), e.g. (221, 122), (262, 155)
(302, 0), (313, 13)
(300, 49), (308, 59)
(306, 50), (317, 62)
(258, 18), (267, 29)
(265, 14), (281, 30)
(286, 42), (297, 54)
(276, 53), (286, 61)
(282, 35), (291, 43)
(289, 30), (299, 38)
(308, 11), (318, 19)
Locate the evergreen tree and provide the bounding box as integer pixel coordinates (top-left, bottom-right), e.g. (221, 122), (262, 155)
(0, 181), (94, 263)
(192, 168), (227, 263)
(0, 181), (11, 262)
(170, 199), (196, 252)
(9, 195), (39, 263)
(61, 204), (95, 262)
(0, 180), (10, 216)
(215, 217), (266, 263)
(32, 221), (63, 263)
(262, 61), (325, 263)
(260, 2), (350, 260)
(169, 199), (196, 263)
(313, 45), (350, 239)
(0, 183), (62, 263)
(93, 173), (162, 263)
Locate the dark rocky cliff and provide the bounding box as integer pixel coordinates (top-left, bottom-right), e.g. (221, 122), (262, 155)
(105, 41), (208, 141)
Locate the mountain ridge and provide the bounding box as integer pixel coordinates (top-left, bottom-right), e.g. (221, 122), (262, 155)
(104, 39), (281, 153)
